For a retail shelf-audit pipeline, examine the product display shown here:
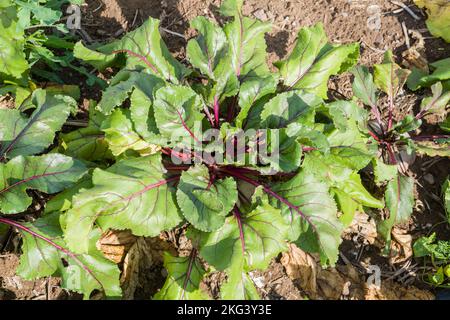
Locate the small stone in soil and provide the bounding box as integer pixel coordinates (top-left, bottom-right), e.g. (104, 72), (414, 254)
(252, 276), (265, 289)
(253, 9), (268, 21)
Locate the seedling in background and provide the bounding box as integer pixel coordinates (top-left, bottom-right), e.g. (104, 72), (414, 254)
(351, 51), (450, 248)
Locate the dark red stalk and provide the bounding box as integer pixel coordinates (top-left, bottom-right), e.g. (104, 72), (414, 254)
(176, 110), (200, 144)
(164, 165), (190, 171)
(181, 248), (197, 300)
(213, 96), (220, 127)
(221, 168), (316, 231)
(226, 96), (239, 123)
(302, 146), (317, 152)
(0, 217), (103, 288)
(233, 207), (246, 254)
(385, 143), (397, 165)
(367, 130), (381, 142)
(415, 91), (442, 120)
(122, 176), (180, 200)
(203, 106), (215, 127)
(162, 148), (191, 162)
(112, 49), (159, 75)
(0, 170), (70, 195)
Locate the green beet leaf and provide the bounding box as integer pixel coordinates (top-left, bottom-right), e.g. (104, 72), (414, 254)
(154, 251), (209, 300)
(64, 154), (182, 253)
(275, 23), (359, 98)
(14, 213), (121, 299)
(0, 89), (77, 159)
(0, 154), (87, 214)
(176, 165), (238, 232)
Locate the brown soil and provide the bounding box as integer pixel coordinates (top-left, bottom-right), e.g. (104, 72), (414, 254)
(0, 254), (68, 300)
(1, 0), (449, 300)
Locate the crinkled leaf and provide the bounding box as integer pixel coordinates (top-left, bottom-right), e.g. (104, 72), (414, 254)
(351, 65), (377, 107)
(192, 203), (288, 271)
(275, 23), (359, 98)
(373, 158), (398, 184)
(253, 128), (302, 174)
(419, 82), (450, 117)
(287, 123), (330, 153)
(101, 108), (158, 156)
(223, 14), (272, 79)
(176, 165), (237, 232)
(153, 252), (209, 300)
(187, 16), (228, 80)
(0, 154), (87, 214)
(106, 18), (188, 82)
(260, 90), (323, 129)
(394, 115), (422, 133)
(65, 154), (182, 253)
(378, 175), (415, 244)
(303, 153), (383, 226)
(96, 71), (163, 115)
(153, 85), (205, 143)
(414, 233), (450, 261)
(271, 170), (343, 266)
(129, 85), (164, 144)
(58, 104), (112, 162)
(16, 213), (121, 299)
(326, 100), (368, 132)
(44, 175), (92, 215)
(235, 75), (278, 128)
(327, 121), (376, 171)
(220, 258), (260, 300)
(373, 50), (410, 99)
(0, 89), (77, 159)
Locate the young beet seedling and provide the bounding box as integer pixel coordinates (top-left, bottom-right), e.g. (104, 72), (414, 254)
(351, 51), (450, 247)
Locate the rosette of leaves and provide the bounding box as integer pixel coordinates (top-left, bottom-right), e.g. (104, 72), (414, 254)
(350, 51), (450, 247)
(0, 88), (123, 299)
(45, 0), (383, 299)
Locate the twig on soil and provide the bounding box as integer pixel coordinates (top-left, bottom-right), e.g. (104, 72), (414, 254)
(361, 40), (385, 54)
(160, 27), (186, 40)
(92, 1), (103, 13)
(385, 259), (412, 281)
(132, 9), (139, 28)
(390, 1), (421, 20)
(77, 28), (94, 44)
(114, 29), (125, 37)
(339, 252), (352, 266)
(401, 22), (410, 49)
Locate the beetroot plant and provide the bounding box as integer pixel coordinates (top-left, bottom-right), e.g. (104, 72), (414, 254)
(0, 0), (389, 299)
(351, 51), (450, 247)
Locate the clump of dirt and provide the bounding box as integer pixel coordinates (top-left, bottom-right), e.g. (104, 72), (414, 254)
(0, 95), (15, 109)
(281, 244), (434, 300)
(0, 255), (66, 300)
